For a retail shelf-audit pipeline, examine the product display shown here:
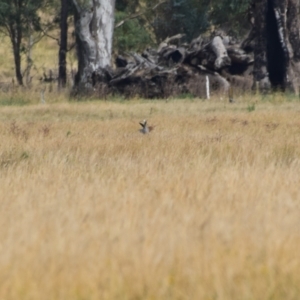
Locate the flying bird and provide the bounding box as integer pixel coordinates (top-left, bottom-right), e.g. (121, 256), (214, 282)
(139, 119), (154, 134)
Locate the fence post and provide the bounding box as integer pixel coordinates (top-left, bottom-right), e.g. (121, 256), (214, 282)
(206, 76), (210, 100)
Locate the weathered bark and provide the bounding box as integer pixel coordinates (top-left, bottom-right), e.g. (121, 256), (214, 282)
(13, 48), (23, 86)
(24, 33), (33, 86)
(157, 34), (186, 52)
(58, 0), (68, 88)
(253, 0), (300, 93)
(10, 23), (23, 86)
(252, 0), (270, 91)
(104, 32), (253, 99)
(184, 36), (234, 71)
(73, 0), (116, 91)
(210, 36), (231, 70)
(287, 0), (300, 61)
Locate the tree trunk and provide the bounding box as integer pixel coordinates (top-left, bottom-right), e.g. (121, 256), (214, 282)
(253, 0), (300, 93)
(58, 0), (68, 89)
(13, 46), (23, 86)
(24, 30), (34, 86)
(72, 0), (116, 92)
(10, 24), (23, 86)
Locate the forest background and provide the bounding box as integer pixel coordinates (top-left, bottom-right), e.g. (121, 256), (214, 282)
(0, 0), (251, 88)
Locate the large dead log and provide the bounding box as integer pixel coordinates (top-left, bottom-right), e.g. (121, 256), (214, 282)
(157, 34), (186, 52)
(184, 35), (232, 71)
(90, 32), (254, 99)
(210, 36), (231, 70)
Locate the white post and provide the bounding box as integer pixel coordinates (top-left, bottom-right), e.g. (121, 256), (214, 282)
(256, 81), (259, 95)
(40, 89), (45, 104)
(206, 75), (210, 100)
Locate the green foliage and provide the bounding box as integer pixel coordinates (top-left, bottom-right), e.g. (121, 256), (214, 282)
(116, 0), (139, 12)
(146, 0), (210, 43)
(0, 96), (30, 106)
(209, 0), (251, 36)
(20, 151), (29, 160)
(247, 103), (255, 112)
(143, 0), (251, 42)
(114, 11), (153, 52)
(175, 93), (195, 100)
(0, 0), (57, 84)
(0, 0), (50, 35)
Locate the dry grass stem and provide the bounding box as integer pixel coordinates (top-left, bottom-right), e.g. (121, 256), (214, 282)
(0, 96), (300, 299)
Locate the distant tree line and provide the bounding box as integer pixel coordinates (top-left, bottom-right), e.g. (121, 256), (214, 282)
(0, 0), (251, 87)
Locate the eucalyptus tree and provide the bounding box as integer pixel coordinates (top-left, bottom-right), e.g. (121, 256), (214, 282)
(0, 0), (55, 85)
(72, 0), (116, 91)
(244, 0), (300, 93)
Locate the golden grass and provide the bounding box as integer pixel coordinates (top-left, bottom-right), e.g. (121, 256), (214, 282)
(1, 95), (300, 300)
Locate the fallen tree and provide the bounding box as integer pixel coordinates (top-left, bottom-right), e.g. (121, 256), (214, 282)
(86, 31), (253, 99)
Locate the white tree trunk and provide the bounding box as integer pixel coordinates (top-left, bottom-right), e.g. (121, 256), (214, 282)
(73, 0), (115, 89)
(94, 0), (115, 68)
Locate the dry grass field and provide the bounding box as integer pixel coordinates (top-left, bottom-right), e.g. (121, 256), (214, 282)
(0, 93), (300, 300)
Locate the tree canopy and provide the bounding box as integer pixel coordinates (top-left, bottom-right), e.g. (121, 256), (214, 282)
(0, 0), (57, 85)
(0, 0), (253, 85)
(114, 0), (252, 50)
